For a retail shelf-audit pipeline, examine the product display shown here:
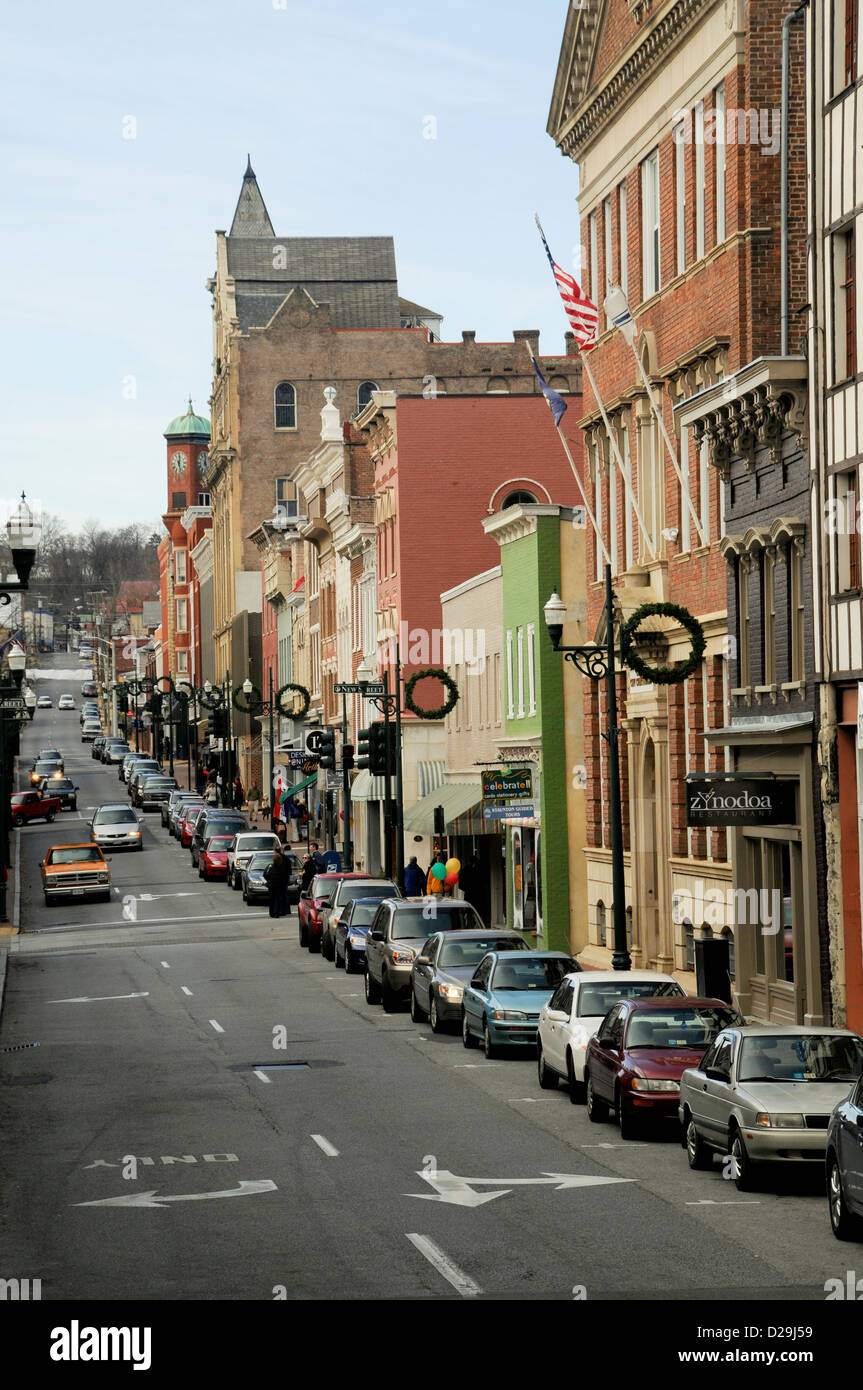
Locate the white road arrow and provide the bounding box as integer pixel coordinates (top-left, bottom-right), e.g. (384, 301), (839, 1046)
(406, 1169), (635, 1207)
(47, 992), (149, 1005)
(75, 1179), (277, 1208)
(136, 893), (200, 901)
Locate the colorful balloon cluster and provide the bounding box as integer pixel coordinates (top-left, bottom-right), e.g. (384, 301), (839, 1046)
(431, 856), (461, 887)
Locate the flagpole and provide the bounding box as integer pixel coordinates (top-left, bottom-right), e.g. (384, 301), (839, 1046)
(524, 343), (612, 570)
(576, 347), (656, 559)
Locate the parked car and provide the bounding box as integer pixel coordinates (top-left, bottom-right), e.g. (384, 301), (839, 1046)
(92, 736), (107, 759)
(103, 740), (129, 765)
(36, 694), (53, 709)
(461, 950), (580, 1057)
(81, 719), (102, 742)
(80, 704), (99, 724)
(128, 763), (164, 798)
(365, 897), (487, 1012)
(298, 872), (353, 952)
(89, 803), (144, 851)
(100, 738), (126, 763)
(30, 758), (63, 786)
(537, 970), (685, 1100)
(162, 789), (200, 831)
(80, 681), (98, 697)
(584, 997), (743, 1139)
(679, 1024), (863, 1191)
(58, 694), (75, 710)
(38, 776), (79, 811)
(121, 755), (160, 784)
(333, 897), (390, 973)
(191, 812), (247, 867)
(240, 850), (291, 905)
(40, 843), (111, 904)
(10, 789), (61, 826)
(178, 804), (205, 847)
(135, 775), (180, 810)
(826, 1071), (863, 1239)
(320, 876), (401, 960)
(411, 929), (530, 1032)
(198, 835), (234, 881)
(226, 831), (282, 889)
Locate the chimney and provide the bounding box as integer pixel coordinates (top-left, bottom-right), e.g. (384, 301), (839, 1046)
(565, 330), (576, 356)
(513, 329), (540, 354)
(461, 330), (476, 344)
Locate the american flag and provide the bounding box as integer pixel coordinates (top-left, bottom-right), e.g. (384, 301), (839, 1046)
(535, 215), (599, 351)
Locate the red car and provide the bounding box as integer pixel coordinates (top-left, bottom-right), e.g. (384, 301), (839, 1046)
(198, 835), (233, 881)
(178, 805), (204, 848)
(11, 789), (62, 826)
(299, 873), (366, 953)
(583, 996), (742, 1139)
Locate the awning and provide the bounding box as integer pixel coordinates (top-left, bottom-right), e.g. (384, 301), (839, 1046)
(350, 770), (388, 802)
(417, 760), (445, 799)
(288, 771), (318, 795)
(404, 783), (483, 832)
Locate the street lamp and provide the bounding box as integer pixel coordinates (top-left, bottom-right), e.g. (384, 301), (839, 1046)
(544, 564), (631, 971)
(2, 494), (43, 600)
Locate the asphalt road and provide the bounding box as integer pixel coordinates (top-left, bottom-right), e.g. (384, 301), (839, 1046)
(0, 662), (854, 1303)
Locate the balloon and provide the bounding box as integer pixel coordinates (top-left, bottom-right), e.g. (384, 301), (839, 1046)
(432, 862), (447, 881)
(444, 871), (459, 886)
(445, 857), (461, 875)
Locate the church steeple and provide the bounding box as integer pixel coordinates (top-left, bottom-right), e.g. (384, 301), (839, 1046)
(229, 156), (275, 237)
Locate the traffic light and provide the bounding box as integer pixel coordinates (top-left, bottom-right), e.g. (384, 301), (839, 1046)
(342, 743), (355, 772)
(212, 707), (229, 739)
(318, 728), (336, 770)
(357, 726), (373, 769)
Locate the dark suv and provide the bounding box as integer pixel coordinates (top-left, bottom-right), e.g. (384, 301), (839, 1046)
(190, 811), (247, 867)
(364, 898), (485, 1012)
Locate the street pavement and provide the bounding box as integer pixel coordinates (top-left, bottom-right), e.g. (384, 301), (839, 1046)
(0, 662), (852, 1303)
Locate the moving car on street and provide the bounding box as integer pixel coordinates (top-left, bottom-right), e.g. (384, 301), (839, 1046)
(679, 1024), (863, 1191)
(89, 803), (144, 851)
(537, 970), (685, 1101)
(36, 694), (53, 709)
(10, 789), (61, 826)
(365, 897), (487, 1012)
(584, 997), (742, 1139)
(30, 757), (63, 786)
(461, 950), (580, 1057)
(81, 718), (102, 742)
(134, 774), (180, 810)
(40, 843), (112, 903)
(58, 694), (75, 710)
(411, 929), (530, 1032)
(37, 776), (79, 811)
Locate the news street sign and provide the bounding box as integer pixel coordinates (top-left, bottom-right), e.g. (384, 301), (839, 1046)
(0, 697), (26, 711)
(333, 682), (386, 696)
(685, 776), (796, 827)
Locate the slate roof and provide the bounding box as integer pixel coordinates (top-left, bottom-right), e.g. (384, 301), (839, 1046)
(236, 280), (401, 331)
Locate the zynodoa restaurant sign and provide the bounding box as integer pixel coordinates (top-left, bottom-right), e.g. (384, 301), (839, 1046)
(685, 777), (796, 827)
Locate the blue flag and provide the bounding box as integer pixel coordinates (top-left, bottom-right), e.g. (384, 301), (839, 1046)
(531, 356), (568, 428)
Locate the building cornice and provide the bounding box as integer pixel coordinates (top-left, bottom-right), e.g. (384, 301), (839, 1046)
(674, 356), (808, 478)
(482, 503), (576, 548)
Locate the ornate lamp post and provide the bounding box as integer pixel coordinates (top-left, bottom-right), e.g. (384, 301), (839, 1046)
(234, 673), (310, 822)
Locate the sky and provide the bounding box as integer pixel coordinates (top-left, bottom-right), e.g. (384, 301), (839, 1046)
(0, 0), (581, 534)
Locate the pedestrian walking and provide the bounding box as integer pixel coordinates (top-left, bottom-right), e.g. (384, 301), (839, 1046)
(404, 856), (426, 896)
(264, 846), (288, 918)
(205, 780), (218, 806)
(247, 783), (261, 825)
(232, 775), (244, 810)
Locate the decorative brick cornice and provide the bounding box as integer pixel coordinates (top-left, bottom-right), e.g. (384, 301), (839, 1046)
(674, 357), (807, 479)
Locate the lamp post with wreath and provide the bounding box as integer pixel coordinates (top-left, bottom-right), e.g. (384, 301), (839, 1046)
(543, 563), (705, 971)
(233, 670), (310, 819)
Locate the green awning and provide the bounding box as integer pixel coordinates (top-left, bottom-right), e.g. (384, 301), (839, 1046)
(403, 783), (483, 832)
(278, 771), (317, 803)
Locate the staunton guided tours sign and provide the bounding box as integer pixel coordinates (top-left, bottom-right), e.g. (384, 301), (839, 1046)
(685, 776), (796, 827)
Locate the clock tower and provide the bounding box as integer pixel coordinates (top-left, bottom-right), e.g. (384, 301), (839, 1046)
(163, 399), (211, 511)
(159, 402), (212, 708)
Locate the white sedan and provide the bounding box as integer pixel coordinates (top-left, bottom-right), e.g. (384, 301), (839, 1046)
(536, 969), (684, 1101)
(58, 694), (75, 710)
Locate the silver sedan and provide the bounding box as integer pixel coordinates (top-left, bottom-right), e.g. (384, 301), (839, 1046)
(679, 1024), (863, 1190)
(89, 803), (144, 851)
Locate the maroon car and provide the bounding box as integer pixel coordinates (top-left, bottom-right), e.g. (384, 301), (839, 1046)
(583, 996), (742, 1139)
(198, 835), (233, 881)
(178, 805), (204, 848)
(299, 873), (366, 953)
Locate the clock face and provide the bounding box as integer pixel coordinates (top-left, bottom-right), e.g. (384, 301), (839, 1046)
(197, 451), (209, 474)
(170, 451), (187, 475)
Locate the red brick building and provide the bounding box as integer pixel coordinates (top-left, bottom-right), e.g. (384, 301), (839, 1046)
(548, 0), (808, 996)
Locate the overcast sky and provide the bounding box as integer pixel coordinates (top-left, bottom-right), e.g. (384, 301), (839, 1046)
(1, 0), (581, 534)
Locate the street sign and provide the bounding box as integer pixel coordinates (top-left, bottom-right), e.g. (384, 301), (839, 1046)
(306, 730), (323, 751)
(0, 696), (25, 711)
(333, 682), (386, 696)
(685, 776), (796, 827)
(481, 770), (533, 801)
(482, 804), (535, 820)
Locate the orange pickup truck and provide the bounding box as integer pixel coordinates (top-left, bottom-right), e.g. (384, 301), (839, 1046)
(40, 844), (112, 905)
(11, 790), (62, 827)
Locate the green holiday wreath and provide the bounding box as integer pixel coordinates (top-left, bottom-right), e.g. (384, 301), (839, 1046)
(276, 682), (310, 719)
(618, 602), (705, 685)
(403, 667), (459, 720)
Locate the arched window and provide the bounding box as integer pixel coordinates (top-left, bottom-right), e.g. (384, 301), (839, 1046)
(274, 382), (296, 430)
(596, 900), (606, 947)
(501, 490), (538, 510)
(357, 381), (378, 411)
(723, 927), (735, 980)
(486, 377), (509, 393)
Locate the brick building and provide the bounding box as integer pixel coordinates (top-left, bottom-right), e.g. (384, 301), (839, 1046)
(548, 0), (811, 1007)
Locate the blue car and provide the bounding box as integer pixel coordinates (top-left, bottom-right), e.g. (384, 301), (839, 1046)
(334, 897), (390, 973)
(461, 950), (580, 1059)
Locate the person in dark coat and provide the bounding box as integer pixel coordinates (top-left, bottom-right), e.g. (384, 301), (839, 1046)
(310, 841), (326, 873)
(264, 846), (288, 918)
(300, 853), (317, 895)
(404, 856), (426, 896)
(232, 776), (244, 810)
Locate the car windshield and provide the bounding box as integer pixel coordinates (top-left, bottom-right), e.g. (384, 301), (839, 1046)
(491, 957), (576, 990)
(439, 937), (527, 968)
(578, 981), (684, 1017)
(35, 762), (60, 773)
(48, 847), (104, 864)
(180, 806), (203, 819)
(249, 853), (275, 870)
(626, 1007), (739, 1049)
(312, 877), (341, 897)
(93, 807), (137, 824)
(340, 882), (398, 902)
(52, 780), (74, 791)
(207, 838), (234, 851)
(391, 906), (483, 940)
(238, 836), (277, 852)
(204, 822), (243, 837)
(347, 900), (387, 927)
(143, 778), (177, 787)
(738, 1034), (863, 1082)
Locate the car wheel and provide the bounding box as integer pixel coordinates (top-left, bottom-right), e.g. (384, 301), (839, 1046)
(828, 1155), (863, 1240)
(537, 1044), (558, 1091)
(308, 933), (321, 954)
(333, 938), (342, 968)
(322, 932), (333, 962)
(102, 890), (111, 903)
(343, 947), (353, 975)
(43, 894), (51, 906)
(46, 810), (55, 822)
(462, 1010), (477, 1049)
(137, 842), (143, 852)
(299, 919), (308, 947)
(617, 1090), (639, 1140)
(482, 1018), (498, 1060)
(232, 872), (241, 891)
(686, 1116), (712, 1171)
(410, 988), (424, 1023)
(730, 1128), (757, 1192)
(381, 974), (398, 1013)
(364, 967), (381, 1005)
(429, 994), (444, 1034)
(585, 1073), (609, 1123)
(71, 800), (77, 811)
(11, 815), (22, 828)
(566, 1051), (585, 1104)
